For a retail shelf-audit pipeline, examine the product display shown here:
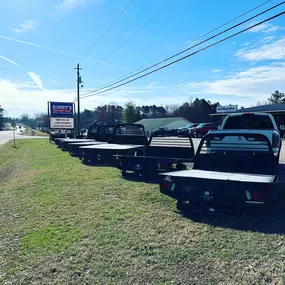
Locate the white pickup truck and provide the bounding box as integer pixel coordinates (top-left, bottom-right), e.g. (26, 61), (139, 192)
(207, 112), (282, 160)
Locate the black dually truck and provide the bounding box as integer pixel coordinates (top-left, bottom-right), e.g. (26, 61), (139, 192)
(117, 136), (195, 178)
(160, 132), (281, 215)
(80, 124), (148, 164)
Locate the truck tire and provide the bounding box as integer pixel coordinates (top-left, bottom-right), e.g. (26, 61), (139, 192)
(197, 132), (203, 138)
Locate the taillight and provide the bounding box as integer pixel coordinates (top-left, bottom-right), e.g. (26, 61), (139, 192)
(272, 133), (280, 149)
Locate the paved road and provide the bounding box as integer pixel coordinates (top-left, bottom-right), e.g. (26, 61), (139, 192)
(0, 131), (48, 145)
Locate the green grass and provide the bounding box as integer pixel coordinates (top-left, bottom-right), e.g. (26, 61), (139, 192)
(1, 140), (285, 284)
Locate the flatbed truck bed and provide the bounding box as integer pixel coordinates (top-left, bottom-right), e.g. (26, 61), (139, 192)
(159, 133), (281, 214)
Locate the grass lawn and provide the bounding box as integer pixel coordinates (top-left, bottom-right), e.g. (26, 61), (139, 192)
(1, 140), (285, 284)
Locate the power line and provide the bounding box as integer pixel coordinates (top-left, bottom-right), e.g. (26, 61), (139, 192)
(91, 0), (178, 69)
(81, 0), (277, 97)
(80, 10), (285, 99)
(79, 0), (135, 65)
(86, 0), (154, 67)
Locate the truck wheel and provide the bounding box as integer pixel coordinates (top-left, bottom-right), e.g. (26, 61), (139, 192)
(176, 164), (187, 170)
(177, 200), (186, 212)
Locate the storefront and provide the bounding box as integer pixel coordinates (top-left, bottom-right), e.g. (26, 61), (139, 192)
(210, 104), (285, 129)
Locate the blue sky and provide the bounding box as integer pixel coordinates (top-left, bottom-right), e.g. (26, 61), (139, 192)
(0, 0), (284, 117)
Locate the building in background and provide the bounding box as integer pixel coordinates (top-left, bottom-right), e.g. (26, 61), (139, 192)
(135, 117), (191, 135)
(210, 104), (285, 129)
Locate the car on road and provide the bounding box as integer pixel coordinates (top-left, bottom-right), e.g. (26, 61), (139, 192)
(151, 127), (177, 137)
(207, 112), (282, 160)
(190, 123), (217, 138)
(177, 123), (199, 137)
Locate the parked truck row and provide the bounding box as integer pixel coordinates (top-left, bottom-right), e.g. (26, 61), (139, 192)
(51, 111), (283, 215)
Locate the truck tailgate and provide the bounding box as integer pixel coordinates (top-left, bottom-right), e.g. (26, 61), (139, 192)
(159, 170), (277, 209)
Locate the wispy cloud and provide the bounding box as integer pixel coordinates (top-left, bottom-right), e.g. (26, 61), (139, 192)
(146, 82), (156, 89)
(27, 72), (44, 91)
(11, 20), (36, 34)
(56, 0), (103, 12)
(51, 80), (58, 84)
(248, 22), (284, 33)
(0, 55), (19, 66)
(0, 35), (132, 71)
(236, 38), (285, 61)
(185, 62), (285, 100)
(212, 69), (222, 73)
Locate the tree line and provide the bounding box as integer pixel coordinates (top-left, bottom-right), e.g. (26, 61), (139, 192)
(1, 91), (283, 130)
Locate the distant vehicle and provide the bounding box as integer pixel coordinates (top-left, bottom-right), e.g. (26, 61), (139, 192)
(207, 112), (282, 159)
(178, 123), (199, 137)
(151, 127), (177, 137)
(191, 123), (217, 138)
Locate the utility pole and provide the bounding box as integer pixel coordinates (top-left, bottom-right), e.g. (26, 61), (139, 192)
(75, 63), (82, 136)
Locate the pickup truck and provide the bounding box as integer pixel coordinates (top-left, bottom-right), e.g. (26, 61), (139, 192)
(207, 112), (282, 161)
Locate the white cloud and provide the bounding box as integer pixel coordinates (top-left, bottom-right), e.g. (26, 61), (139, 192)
(11, 20), (36, 34)
(51, 80), (58, 84)
(27, 72), (44, 91)
(185, 62), (285, 100)
(236, 38), (285, 61)
(212, 69), (222, 73)
(0, 55), (19, 66)
(56, 0), (103, 11)
(248, 22), (284, 33)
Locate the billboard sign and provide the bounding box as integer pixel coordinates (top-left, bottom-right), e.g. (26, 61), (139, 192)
(50, 102), (74, 117)
(216, 105), (238, 113)
(50, 117), (74, 129)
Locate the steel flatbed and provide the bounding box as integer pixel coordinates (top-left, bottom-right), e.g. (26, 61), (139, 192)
(68, 141), (108, 157)
(58, 139), (95, 151)
(81, 144), (144, 150)
(80, 124), (149, 164)
(161, 169), (276, 183)
(159, 133), (280, 214)
(117, 136), (195, 178)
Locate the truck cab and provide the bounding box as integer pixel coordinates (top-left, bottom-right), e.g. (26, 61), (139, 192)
(208, 112), (281, 160)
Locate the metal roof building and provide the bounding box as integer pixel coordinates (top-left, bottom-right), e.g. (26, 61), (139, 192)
(210, 104), (285, 128)
(135, 117), (191, 133)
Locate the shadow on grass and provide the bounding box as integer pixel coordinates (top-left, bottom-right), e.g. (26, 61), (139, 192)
(179, 206), (285, 234)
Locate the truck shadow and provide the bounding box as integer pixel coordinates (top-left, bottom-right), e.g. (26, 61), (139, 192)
(180, 207), (285, 234)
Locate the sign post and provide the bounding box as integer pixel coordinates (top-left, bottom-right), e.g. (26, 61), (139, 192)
(11, 121), (16, 148)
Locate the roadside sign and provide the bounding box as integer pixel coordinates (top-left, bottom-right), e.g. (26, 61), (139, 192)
(216, 105), (238, 113)
(50, 102), (74, 118)
(50, 117), (74, 129)
(48, 101), (75, 131)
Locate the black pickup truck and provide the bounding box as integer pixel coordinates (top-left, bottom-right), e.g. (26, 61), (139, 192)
(159, 133), (281, 215)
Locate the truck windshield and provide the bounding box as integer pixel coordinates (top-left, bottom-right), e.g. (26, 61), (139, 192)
(223, 115), (274, 129)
